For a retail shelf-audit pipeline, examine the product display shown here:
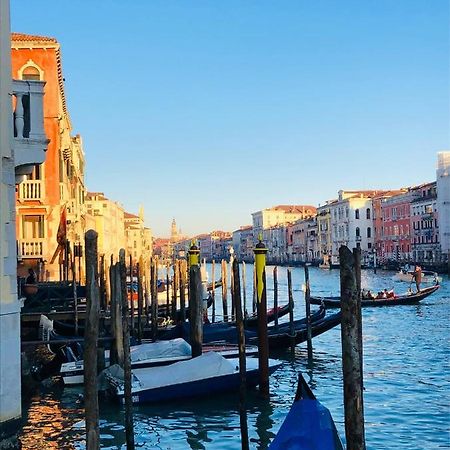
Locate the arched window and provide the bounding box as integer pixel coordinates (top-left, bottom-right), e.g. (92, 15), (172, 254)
(355, 209), (360, 219)
(22, 66), (41, 80)
(356, 227), (360, 237)
(366, 208), (371, 219)
(367, 227), (371, 238)
(18, 60), (44, 81)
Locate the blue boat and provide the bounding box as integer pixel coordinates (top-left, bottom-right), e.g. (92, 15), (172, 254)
(269, 373), (344, 449)
(106, 352), (282, 404)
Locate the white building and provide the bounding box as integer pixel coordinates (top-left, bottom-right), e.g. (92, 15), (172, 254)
(232, 226), (253, 262)
(437, 152), (450, 260)
(330, 190), (380, 265)
(0, 1), (48, 439)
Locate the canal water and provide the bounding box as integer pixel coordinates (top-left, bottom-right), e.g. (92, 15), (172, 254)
(18, 266), (449, 449)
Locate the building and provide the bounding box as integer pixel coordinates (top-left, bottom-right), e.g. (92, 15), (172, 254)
(437, 152), (450, 263)
(124, 208), (153, 265)
(330, 190), (386, 265)
(11, 32), (87, 281)
(232, 225), (253, 262)
(316, 201), (336, 264)
(1, 7), (48, 439)
(288, 216), (319, 263)
(85, 192), (126, 264)
(410, 182), (439, 264)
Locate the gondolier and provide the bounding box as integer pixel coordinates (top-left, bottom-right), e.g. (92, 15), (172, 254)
(413, 265), (422, 292)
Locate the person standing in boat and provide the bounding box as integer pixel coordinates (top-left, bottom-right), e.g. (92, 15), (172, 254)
(413, 265), (422, 292)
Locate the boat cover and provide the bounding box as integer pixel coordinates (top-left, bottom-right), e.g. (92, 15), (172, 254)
(269, 399), (343, 450)
(132, 352), (238, 390)
(130, 338), (191, 362)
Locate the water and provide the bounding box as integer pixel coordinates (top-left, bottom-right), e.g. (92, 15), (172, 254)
(18, 266), (450, 449)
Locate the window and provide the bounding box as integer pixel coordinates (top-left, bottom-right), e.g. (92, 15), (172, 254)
(356, 227), (360, 237)
(367, 227), (371, 238)
(355, 209), (360, 219)
(366, 208), (371, 219)
(21, 66), (41, 81)
(22, 215), (44, 239)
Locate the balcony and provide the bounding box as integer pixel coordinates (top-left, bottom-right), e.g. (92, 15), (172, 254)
(12, 79), (48, 181)
(17, 180), (44, 201)
(17, 238), (45, 259)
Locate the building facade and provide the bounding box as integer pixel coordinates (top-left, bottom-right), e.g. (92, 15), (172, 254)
(11, 33), (87, 281)
(232, 225), (253, 262)
(316, 201), (335, 264)
(437, 152), (450, 262)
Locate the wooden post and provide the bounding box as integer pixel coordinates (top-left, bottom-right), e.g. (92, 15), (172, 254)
(304, 264), (313, 361)
(189, 265), (203, 357)
(73, 258), (79, 336)
(113, 262), (124, 366)
(165, 265), (170, 317)
(221, 259), (228, 322)
(120, 249), (135, 449)
(84, 230), (100, 450)
(137, 261), (143, 343)
(171, 261), (179, 320)
(179, 259), (186, 323)
(273, 266), (278, 330)
(151, 257), (159, 341)
(230, 258), (235, 321)
(339, 246), (365, 450)
(99, 254), (106, 311)
(353, 247), (364, 408)
(287, 268), (295, 350)
(254, 236), (269, 398)
(128, 255), (134, 337)
(211, 259), (216, 323)
(242, 261), (247, 317)
(233, 258), (249, 450)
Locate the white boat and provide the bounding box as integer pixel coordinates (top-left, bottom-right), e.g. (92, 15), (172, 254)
(105, 351), (282, 404)
(61, 338), (192, 385)
(394, 267), (441, 283)
(60, 338), (259, 385)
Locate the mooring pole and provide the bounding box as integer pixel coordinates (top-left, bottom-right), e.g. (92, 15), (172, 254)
(128, 255), (134, 337)
(84, 230), (100, 450)
(179, 259), (187, 323)
(150, 257), (158, 341)
(242, 261), (247, 318)
(188, 241), (202, 357)
(120, 249), (135, 449)
(304, 264), (313, 361)
(211, 259), (216, 323)
(273, 266), (278, 330)
(137, 261), (143, 344)
(165, 265), (170, 318)
(339, 245), (365, 450)
(221, 259), (228, 321)
(233, 258), (249, 450)
(287, 268), (295, 351)
(254, 235), (269, 398)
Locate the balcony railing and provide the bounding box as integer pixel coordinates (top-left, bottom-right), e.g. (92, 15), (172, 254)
(17, 238), (45, 258)
(18, 180), (44, 201)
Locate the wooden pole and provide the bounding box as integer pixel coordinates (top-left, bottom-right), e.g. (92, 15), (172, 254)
(304, 264), (313, 361)
(233, 258), (249, 450)
(128, 255), (134, 337)
(254, 237), (269, 398)
(171, 262), (178, 321)
(252, 264), (257, 314)
(120, 249), (135, 449)
(221, 259), (228, 322)
(273, 266), (278, 330)
(84, 230), (100, 450)
(339, 246), (365, 450)
(189, 265), (203, 357)
(113, 262), (124, 366)
(230, 258), (235, 321)
(165, 265), (170, 317)
(179, 259), (186, 323)
(151, 257), (159, 341)
(353, 247), (364, 411)
(73, 258), (79, 336)
(99, 254), (106, 311)
(211, 259), (216, 323)
(137, 261), (143, 343)
(287, 268), (295, 351)
(242, 261), (247, 318)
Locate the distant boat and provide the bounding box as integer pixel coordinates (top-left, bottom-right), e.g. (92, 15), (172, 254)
(106, 352), (282, 404)
(394, 267), (441, 283)
(269, 373), (343, 449)
(310, 284), (440, 308)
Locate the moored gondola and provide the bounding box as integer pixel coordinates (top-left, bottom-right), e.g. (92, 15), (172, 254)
(310, 283), (440, 308)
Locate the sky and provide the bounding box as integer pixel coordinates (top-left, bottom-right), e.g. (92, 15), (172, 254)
(11, 0), (450, 237)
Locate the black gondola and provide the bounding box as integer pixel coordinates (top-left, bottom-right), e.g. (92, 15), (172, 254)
(310, 283), (440, 308)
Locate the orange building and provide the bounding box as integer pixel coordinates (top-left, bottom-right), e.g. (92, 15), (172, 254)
(11, 33), (87, 281)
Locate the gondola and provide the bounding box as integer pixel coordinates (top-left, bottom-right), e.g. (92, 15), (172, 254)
(242, 303), (290, 328)
(269, 373), (343, 449)
(310, 283), (440, 308)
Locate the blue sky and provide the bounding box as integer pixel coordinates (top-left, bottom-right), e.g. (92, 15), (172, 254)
(12, 0), (449, 237)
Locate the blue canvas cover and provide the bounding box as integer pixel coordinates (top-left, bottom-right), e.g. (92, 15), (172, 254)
(269, 399), (343, 450)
